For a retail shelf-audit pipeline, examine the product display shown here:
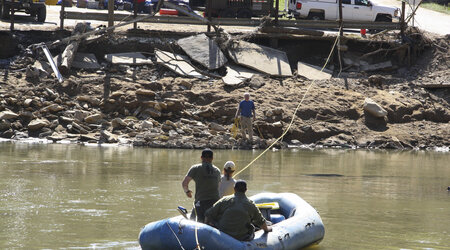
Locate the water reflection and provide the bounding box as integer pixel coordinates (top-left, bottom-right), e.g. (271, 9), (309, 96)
(0, 142), (449, 249)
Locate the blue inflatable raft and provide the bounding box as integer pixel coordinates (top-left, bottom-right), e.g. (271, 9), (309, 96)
(139, 192), (325, 249)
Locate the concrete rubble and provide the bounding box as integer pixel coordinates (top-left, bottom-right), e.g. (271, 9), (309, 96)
(227, 40), (293, 77)
(177, 34), (228, 70)
(155, 49), (208, 79)
(222, 64), (258, 86)
(105, 52), (153, 65)
(297, 61), (332, 80)
(72, 53), (101, 69)
(0, 26), (448, 151)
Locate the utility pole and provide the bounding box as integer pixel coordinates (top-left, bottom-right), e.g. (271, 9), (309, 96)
(338, 0), (343, 36)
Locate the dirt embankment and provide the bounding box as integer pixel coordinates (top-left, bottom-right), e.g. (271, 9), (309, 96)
(0, 29), (449, 150)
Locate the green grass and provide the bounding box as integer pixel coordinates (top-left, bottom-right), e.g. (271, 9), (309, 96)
(274, 0), (287, 11)
(421, 3), (450, 15)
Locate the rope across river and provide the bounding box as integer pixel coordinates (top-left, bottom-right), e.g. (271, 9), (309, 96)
(234, 25), (342, 178)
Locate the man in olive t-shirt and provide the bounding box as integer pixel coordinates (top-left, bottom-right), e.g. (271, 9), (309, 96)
(181, 148), (221, 223)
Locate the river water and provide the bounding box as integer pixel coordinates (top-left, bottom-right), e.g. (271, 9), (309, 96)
(0, 142), (449, 249)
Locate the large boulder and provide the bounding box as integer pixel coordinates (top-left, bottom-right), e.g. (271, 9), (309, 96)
(85, 114), (103, 124)
(0, 111), (19, 120)
(363, 98), (387, 118)
(0, 119), (11, 131)
(136, 89), (156, 97)
(209, 122), (226, 131)
(111, 118), (128, 129)
(41, 104), (64, 113)
(28, 119), (50, 131)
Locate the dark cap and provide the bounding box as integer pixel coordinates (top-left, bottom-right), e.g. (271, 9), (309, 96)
(201, 148), (213, 158)
(234, 179), (247, 192)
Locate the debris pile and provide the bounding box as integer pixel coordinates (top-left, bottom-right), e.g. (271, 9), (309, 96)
(0, 26), (448, 150)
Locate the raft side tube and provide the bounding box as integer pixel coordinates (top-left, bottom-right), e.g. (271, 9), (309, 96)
(139, 193), (325, 250)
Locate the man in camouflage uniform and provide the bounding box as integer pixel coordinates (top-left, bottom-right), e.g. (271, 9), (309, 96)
(205, 180), (272, 241)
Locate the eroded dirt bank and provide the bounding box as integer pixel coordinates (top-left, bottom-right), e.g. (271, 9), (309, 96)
(0, 29), (448, 150)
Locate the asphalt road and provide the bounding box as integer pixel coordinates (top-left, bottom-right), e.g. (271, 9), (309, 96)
(0, 2), (448, 35)
(373, 0), (450, 35)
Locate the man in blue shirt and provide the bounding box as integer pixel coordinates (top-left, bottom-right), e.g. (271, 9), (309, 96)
(235, 93), (255, 143)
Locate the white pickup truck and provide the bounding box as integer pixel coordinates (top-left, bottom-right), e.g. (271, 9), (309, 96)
(288, 0), (400, 22)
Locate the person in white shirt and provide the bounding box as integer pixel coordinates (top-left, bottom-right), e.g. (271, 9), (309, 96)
(219, 161), (236, 198)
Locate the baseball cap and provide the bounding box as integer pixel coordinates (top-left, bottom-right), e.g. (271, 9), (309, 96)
(224, 161), (236, 171)
(201, 148), (213, 158)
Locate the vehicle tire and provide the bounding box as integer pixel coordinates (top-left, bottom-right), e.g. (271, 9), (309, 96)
(220, 9), (235, 18)
(375, 15), (392, 22)
(37, 6), (46, 22)
(237, 8), (252, 19)
(307, 12), (324, 21)
(370, 15), (392, 33)
(1, 1), (10, 19)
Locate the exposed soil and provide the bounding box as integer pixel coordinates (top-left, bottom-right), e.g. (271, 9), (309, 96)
(0, 27), (448, 150)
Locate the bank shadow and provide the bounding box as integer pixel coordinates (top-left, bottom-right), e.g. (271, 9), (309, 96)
(363, 111), (389, 132)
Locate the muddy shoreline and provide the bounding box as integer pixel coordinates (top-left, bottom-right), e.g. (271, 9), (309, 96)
(0, 28), (449, 151)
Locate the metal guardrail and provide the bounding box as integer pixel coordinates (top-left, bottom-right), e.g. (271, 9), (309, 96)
(63, 11), (401, 30)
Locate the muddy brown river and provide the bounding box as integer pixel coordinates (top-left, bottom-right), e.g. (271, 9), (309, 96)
(0, 142), (449, 249)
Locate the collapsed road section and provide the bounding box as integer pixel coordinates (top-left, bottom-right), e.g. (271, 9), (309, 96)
(0, 25), (449, 150)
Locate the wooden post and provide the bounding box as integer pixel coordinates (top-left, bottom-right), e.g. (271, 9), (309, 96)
(58, 22), (88, 74)
(337, 0), (343, 76)
(400, 1), (405, 38)
(338, 0), (343, 36)
(9, 0), (14, 31)
(108, 0), (114, 28)
(60, 0), (65, 30)
(275, 0), (279, 24)
(133, 0), (137, 29)
(207, 0), (212, 33)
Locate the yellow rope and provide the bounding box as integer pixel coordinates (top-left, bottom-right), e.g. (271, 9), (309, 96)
(193, 202), (201, 250)
(234, 26), (342, 178)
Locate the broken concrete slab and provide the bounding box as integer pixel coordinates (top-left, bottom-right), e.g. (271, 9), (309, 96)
(297, 61), (332, 80)
(177, 34), (227, 70)
(222, 64), (258, 86)
(155, 49), (207, 79)
(72, 53), (101, 69)
(227, 41), (292, 77)
(105, 52), (153, 65)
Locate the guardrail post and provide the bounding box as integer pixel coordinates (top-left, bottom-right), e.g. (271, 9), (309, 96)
(275, 0), (279, 24)
(400, 1), (405, 38)
(10, 0), (14, 31)
(133, 0), (137, 29)
(207, 0), (212, 32)
(60, 0), (65, 30)
(108, 0), (114, 29)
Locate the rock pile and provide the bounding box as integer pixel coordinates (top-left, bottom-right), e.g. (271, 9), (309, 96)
(0, 31), (448, 150)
